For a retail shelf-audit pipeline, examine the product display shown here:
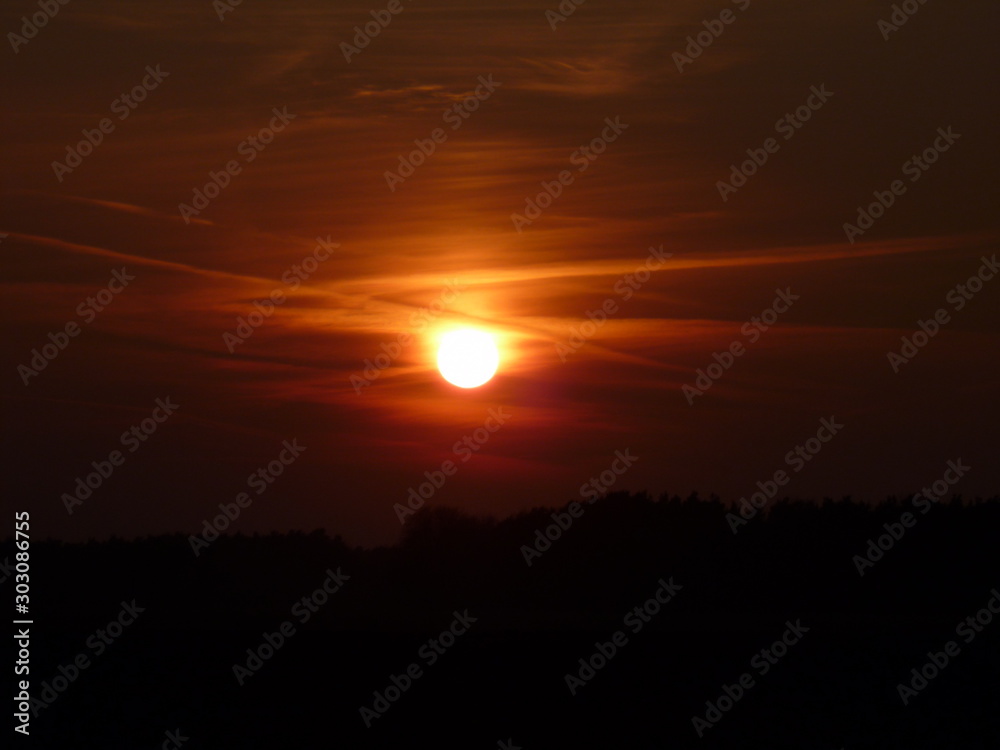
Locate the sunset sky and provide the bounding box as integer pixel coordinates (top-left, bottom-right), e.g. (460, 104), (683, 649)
(3, 0), (998, 546)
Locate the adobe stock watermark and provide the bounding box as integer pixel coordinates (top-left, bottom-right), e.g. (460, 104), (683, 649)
(359, 610), (477, 727)
(521, 449), (638, 566)
(178, 107), (296, 224)
(886, 254), (998, 373)
(725, 417), (844, 534)
(232, 567), (350, 685)
(579, 448), (639, 502)
(555, 245), (671, 362)
(683, 287), (799, 405)
(23, 600), (144, 718)
(877, 0), (932, 41)
(895, 587), (998, 706)
(61, 398), (179, 515)
(350, 279), (465, 394)
(672, 0), (751, 73)
(222, 236), (338, 353)
(150, 730), (188, 750)
(51, 65), (169, 182)
(565, 577), (682, 695)
(842, 126), (960, 244)
(188, 439), (307, 555)
(395, 408), (512, 524)
(340, 0), (409, 63)
(7, 0), (72, 54)
(510, 116), (628, 232)
(18, 268), (136, 386)
(213, 0), (246, 21)
(852, 458), (969, 576)
(716, 84), (833, 202)
(692, 619), (809, 737)
(546, 0), (586, 30)
(384, 74), (501, 191)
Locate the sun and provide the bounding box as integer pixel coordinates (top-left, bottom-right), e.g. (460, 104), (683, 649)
(437, 328), (500, 388)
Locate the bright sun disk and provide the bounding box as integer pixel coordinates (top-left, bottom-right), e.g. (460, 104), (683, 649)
(437, 329), (499, 388)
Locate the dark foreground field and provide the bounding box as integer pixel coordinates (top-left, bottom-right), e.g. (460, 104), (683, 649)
(14, 493), (1000, 748)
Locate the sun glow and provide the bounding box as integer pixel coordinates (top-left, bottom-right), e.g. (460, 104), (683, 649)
(436, 328), (500, 388)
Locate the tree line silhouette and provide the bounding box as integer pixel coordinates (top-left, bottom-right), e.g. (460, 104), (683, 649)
(15, 493), (1000, 749)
